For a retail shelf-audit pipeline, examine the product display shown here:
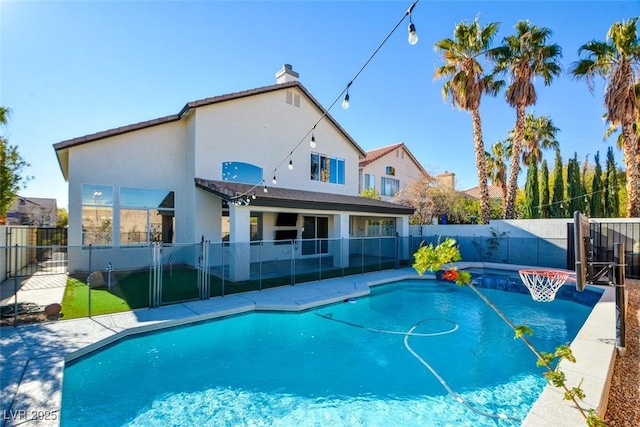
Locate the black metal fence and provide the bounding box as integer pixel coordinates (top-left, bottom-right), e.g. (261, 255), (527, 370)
(567, 221), (640, 279)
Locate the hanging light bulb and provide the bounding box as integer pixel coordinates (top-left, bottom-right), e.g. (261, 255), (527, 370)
(310, 133), (316, 148)
(560, 202), (564, 209)
(288, 159), (294, 170)
(263, 185), (268, 193)
(341, 92), (350, 109)
(408, 20), (418, 45)
(252, 192), (256, 200)
(272, 175), (277, 185)
(584, 195), (588, 203)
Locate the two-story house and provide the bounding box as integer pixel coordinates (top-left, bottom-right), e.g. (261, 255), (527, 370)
(54, 65), (414, 279)
(358, 142), (428, 201)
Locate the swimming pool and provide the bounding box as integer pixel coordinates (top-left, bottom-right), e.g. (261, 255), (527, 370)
(61, 278), (597, 426)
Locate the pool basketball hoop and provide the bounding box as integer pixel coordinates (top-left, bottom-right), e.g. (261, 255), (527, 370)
(518, 269), (571, 302)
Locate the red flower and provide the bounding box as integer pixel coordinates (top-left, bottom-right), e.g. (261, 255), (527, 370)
(442, 269), (458, 281)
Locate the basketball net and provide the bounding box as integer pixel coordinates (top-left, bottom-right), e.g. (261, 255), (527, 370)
(518, 270), (570, 303)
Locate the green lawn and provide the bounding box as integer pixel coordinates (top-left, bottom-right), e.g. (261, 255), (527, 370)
(60, 262), (402, 319)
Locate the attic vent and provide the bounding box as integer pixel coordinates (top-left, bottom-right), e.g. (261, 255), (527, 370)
(285, 91), (300, 107)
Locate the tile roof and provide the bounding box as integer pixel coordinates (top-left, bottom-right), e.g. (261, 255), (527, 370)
(462, 185), (504, 200)
(359, 142), (428, 177)
(53, 81), (365, 156)
(195, 178), (415, 215)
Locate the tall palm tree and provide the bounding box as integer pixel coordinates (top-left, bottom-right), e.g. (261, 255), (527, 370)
(571, 18), (640, 217)
(434, 18), (503, 224)
(485, 140), (509, 213)
(520, 113), (560, 165)
(493, 21), (563, 219)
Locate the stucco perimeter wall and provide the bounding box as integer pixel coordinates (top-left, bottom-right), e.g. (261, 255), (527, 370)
(192, 87), (362, 196)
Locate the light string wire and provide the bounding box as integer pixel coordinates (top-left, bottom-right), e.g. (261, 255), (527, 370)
(230, 0), (420, 203)
(533, 182), (625, 212)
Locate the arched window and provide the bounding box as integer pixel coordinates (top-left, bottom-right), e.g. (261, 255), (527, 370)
(222, 162), (263, 184)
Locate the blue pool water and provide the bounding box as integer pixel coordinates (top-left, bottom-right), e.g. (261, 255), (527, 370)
(61, 279), (598, 426)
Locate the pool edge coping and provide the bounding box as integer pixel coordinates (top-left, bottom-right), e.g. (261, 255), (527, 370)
(2, 265), (619, 427)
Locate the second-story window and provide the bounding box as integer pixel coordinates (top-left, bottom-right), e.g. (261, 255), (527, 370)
(381, 177), (399, 196)
(310, 152), (345, 185)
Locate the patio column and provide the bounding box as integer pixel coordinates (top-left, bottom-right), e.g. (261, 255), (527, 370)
(229, 204), (250, 281)
(333, 213), (350, 268)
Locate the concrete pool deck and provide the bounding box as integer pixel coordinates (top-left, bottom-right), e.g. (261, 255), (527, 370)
(0, 265), (618, 426)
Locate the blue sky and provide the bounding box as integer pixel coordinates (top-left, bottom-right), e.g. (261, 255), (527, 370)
(2, 0), (638, 210)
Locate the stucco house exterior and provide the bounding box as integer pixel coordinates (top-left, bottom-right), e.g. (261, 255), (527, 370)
(54, 65), (414, 279)
(358, 142), (429, 201)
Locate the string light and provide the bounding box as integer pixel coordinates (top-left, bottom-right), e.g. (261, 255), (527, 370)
(263, 184), (268, 193)
(227, 0), (420, 205)
(272, 175), (277, 185)
(407, 4), (419, 45)
(342, 82), (351, 109)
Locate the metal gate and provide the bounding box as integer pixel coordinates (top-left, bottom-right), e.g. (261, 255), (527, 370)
(567, 221), (640, 279)
(4, 227), (68, 279)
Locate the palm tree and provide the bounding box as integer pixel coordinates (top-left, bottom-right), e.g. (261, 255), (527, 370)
(571, 18), (640, 217)
(520, 113), (560, 165)
(493, 21), (563, 219)
(434, 18), (503, 224)
(485, 140), (509, 214)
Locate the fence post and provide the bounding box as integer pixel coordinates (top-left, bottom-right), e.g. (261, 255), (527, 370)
(259, 241), (263, 291)
(614, 242), (627, 356)
(13, 244), (18, 327)
(88, 244), (92, 318)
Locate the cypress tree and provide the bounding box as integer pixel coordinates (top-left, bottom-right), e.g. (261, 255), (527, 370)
(540, 159), (551, 218)
(590, 151), (604, 218)
(567, 153), (582, 215)
(604, 146), (620, 217)
(524, 156), (539, 218)
(551, 149), (565, 218)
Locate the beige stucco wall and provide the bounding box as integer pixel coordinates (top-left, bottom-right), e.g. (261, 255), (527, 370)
(67, 120), (190, 248)
(193, 87), (361, 196)
(359, 145), (426, 201)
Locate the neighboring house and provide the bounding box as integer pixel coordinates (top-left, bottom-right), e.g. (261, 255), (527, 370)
(5, 197), (58, 227)
(462, 185), (504, 201)
(358, 142), (428, 201)
(53, 64), (414, 279)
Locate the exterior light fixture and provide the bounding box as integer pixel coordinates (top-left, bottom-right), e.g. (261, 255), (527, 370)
(310, 133), (316, 148)
(406, 1), (419, 45)
(288, 159), (294, 170)
(252, 192), (256, 200)
(272, 175), (277, 185)
(263, 185), (268, 193)
(408, 21), (418, 45)
(342, 92), (350, 110)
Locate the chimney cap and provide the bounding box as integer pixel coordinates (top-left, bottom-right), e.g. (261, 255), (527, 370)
(276, 64), (299, 84)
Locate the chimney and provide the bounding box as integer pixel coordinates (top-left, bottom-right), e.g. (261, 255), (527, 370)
(275, 64), (299, 84)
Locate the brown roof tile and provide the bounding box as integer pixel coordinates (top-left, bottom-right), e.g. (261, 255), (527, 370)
(463, 185), (504, 200)
(195, 178), (414, 215)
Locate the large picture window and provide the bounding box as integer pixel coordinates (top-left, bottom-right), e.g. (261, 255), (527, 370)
(119, 188), (175, 245)
(81, 184), (114, 246)
(381, 177), (399, 197)
(310, 152), (345, 184)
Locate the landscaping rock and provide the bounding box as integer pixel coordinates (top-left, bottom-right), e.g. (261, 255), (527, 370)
(88, 270), (105, 288)
(44, 303), (61, 319)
